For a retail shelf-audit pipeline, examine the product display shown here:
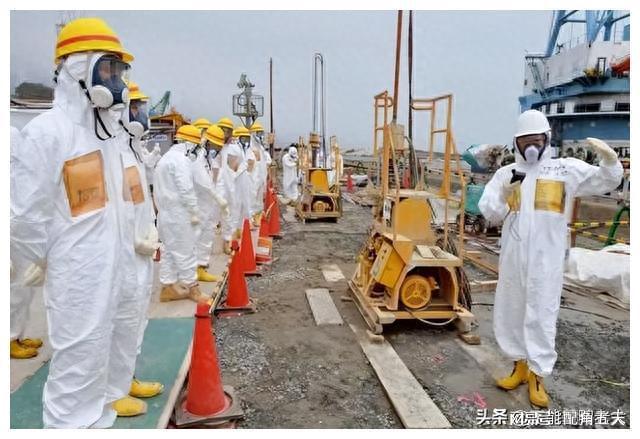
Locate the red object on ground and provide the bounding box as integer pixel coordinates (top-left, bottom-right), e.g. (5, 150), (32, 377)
(240, 218), (257, 273)
(267, 188), (281, 237)
(346, 169), (354, 193)
(185, 302), (231, 416)
(225, 247), (251, 308)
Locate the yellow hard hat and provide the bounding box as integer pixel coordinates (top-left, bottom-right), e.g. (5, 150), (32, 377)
(175, 124), (202, 144)
(217, 117), (234, 130)
(204, 124), (225, 147)
(232, 126), (250, 138)
(193, 118), (212, 129)
(126, 80), (149, 101)
(250, 121), (264, 133)
(55, 17), (134, 64)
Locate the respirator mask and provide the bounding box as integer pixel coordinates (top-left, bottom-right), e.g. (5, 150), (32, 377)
(515, 133), (548, 164)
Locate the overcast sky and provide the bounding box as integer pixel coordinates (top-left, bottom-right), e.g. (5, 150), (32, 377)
(11, 10), (552, 151)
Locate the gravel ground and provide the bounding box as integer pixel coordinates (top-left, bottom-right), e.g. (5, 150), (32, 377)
(211, 192), (629, 429)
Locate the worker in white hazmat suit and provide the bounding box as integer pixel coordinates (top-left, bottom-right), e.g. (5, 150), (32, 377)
(217, 144), (251, 253)
(10, 17), (136, 428)
(327, 142), (343, 188)
(10, 126), (44, 360)
(282, 146), (300, 203)
(212, 117), (235, 180)
(212, 117), (235, 243)
(478, 109), (623, 408)
(140, 143), (161, 195)
(250, 121), (271, 223)
(153, 124), (208, 303)
(191, 122), (229, 281)
(115, 81), (165, 409)
(234, 126), (258, 222)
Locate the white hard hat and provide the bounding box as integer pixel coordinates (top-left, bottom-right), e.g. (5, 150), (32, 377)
(289, 146), (298, 157)
(514, 110), (551, 139)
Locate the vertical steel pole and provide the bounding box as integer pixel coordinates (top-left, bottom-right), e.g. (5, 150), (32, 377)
(392, 10), (402, 122)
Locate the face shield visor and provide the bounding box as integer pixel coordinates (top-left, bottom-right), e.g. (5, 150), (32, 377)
(125, 99), (150, 139)
(89, 54), (130, 109)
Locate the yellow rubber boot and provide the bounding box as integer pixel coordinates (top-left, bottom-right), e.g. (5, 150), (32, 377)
(18, 338), (43, 349)
(528, 372), (550, 408)
(10, 340), (38, 359)
(197, 266), (221, 282)
(496, 360), (529, 390)
(113, 396), (148, 417)
(129, 379), (164, 398)
(159, 284), (189, 302)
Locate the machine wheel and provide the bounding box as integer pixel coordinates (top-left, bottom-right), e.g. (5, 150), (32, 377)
(399, 275), (432, 310)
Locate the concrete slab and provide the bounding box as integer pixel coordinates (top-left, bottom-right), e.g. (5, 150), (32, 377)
(320, 264), (346, 282)
(305, 288), (344, 325)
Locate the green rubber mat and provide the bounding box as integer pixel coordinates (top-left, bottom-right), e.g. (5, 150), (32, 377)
(11, 317), (194, 429)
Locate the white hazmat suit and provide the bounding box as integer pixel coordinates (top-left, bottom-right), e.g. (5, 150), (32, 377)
(217, 144), (251, 241)
(191, 146), (219, 266)
(479, 115), (623, 377)
(282, 147), (300, 201)
(11, 53), (127, 428)
(10, 126), (40, 343)
(154, 142), (199, 286)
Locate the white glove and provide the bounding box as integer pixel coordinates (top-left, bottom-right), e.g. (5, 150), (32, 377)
(191, 214), (200, 225)
(135, 225), (160, 256)
(23, 263), (45, 287)
(587, 137), (618, 165)
(152, 144), (161, 156)
(212, 192), (228, 210)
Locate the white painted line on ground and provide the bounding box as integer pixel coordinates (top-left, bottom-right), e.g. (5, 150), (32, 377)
(349, 323), (451, 428)
(305, 288), (344, 325)
(321, 264), (346, 282)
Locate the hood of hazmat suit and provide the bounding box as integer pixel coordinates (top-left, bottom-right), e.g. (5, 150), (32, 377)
(282, 148), (300, 201)
(478, 110), (623, 377)
(153, 142), (199, 285)
(11, 52), (128, 428)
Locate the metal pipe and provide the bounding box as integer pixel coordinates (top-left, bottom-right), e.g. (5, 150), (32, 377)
(269, 57), (274, 157)
(392, 10), (402, 122)
(408, 10), (414, 141)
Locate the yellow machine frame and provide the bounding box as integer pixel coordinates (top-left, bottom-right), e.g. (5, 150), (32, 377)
(349, 90), (473, 334)
(295, 134), (343, 222)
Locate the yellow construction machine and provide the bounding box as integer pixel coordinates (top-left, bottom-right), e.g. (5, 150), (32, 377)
(295, 53), (343, 222)
(348, 11), (473, 334)
(295, 133), (342, 222)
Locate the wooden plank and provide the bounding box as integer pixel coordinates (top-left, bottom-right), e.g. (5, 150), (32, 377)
(305, 289), (344, 325)
(469, 280), (498, 293)
(157, 343), (192, 428)
(321, 264), (346, 282)
(464, 251), (499, 274)
(349, 324), (451, 428)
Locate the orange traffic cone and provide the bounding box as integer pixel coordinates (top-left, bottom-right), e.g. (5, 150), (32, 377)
(346, 169), (354, 193)
(173, 302), (243, 427)
(239, 218), (260, 275)
(259, 212), (270, 238)
(256, 211), (273, 265)
(186, 302), (229, 415)
(267, 188), (282, 238)
(219, 244), (254, 310)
